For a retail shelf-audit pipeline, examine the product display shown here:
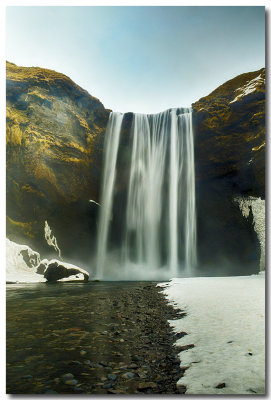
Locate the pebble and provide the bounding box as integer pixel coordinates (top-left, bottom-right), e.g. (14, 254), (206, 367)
(138, 382), (158, 391)
(80, 350), (87, 356)
(107, 374), (117, 381)
(103, 383), (113, 389)
(69, 360), (81, 365)
(22, 375), (33, 379)
(122, 372), (137, 379)
(216, 382), (226, 389)
(62, 373), (74, 380)
(65, 379), (78, 386)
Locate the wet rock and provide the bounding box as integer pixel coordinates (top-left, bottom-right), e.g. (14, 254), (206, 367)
(177, 385), (186, 394)
(36, 263), (47, 275)
(107, 374), (117, 381)
(103, 383), (113, 389)
(62, 373), (74, 381)
(137, 382), (158, 391)
(44, 261), (89, 282)
(22, 375), (33, 380)
(69, 360), (81, 365)
(65, 379), (78, 385)
(216, 382), (226, 389)
(107, 389), (120, 394)
(122, 372), (137, 379)
(80, 350), (86, 356)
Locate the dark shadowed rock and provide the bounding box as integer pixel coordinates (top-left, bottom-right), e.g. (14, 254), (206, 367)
(19, 248), (40, 268)
(192, 68), (265, 273)
(43, 260), (89, 282)
(36, 263), (47, 275)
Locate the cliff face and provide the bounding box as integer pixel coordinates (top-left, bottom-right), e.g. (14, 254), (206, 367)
(6, 62), (265, 273)
(6, 61), (109, 265)
(192, 68), (265, 272)
(193, 68), (265, 197)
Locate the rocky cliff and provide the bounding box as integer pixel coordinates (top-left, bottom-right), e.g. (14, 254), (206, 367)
(6, 61), (109, 266)
(192, 68), (265, 273)
(6, 62), (265, 273)
(193, 68), (265, 196)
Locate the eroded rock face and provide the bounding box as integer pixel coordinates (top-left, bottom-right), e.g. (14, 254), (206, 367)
(193, 68), (265, 197)
(192, 68), (265, 272)
(6, 61), (110, 264)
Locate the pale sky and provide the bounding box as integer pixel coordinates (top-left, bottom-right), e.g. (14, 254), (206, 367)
(6, 6), (265, 113)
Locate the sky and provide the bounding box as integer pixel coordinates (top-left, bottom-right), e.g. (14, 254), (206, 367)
(6, 6), (265, 113)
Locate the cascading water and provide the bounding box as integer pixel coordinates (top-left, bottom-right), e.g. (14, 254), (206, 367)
(96, 112), (124, 279)
(96, 108), (197, 280)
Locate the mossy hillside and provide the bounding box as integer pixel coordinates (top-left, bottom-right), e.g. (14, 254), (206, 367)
(193, 68), (265, 197)
(6, 61), (109, 263)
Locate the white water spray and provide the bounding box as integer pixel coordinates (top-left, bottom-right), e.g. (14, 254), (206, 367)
(96, 108), (197, 280)
(96, 112), (124, 278)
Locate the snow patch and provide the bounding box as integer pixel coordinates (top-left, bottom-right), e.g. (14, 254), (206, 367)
(159, 274), (265, 394)
(44, 220), (62, 259)
(6, 239), (89, 283)
(230, 74), (264, 104)
(6, 238), (45, 283)
(252, 143), (265, 151)
(235, 196), (265, 270)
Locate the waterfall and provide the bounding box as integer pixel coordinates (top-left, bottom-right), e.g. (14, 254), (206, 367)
(96, 108), (197, 280)
(96, 112), (124, 278)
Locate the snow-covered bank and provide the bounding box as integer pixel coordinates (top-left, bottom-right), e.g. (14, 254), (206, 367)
(235, 196), (265, 270)
(6, 238), (45, 283)
(159, 273), (265, 394)
(6, 238), (89, 283)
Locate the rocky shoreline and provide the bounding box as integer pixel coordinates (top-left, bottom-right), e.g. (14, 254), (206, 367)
(6, 282), (186, 394)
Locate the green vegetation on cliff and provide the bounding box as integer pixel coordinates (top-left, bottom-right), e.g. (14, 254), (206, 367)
(6, 61), (109, 262)
(192, 68), (265, 197)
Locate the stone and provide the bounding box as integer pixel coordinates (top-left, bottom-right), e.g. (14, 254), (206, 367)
(103, 383), (113, 389)
(62, 373), (74, 381)
(216, 382), (226, 389)
(22, 375), (33, 379)
(36, 263), (47, 275)
(44, 261), (89, 282)
(122, 372), (137, 379)
(137, 382), (158, 391)
(107, 374), (117, 381)
(65, 379), (78, 386)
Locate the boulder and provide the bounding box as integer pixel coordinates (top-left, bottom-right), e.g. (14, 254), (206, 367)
(42, 259), (89, 282)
